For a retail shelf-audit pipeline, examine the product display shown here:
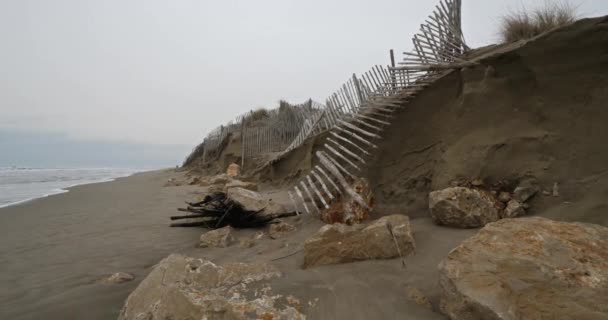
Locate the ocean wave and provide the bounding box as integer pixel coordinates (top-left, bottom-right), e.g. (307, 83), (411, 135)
(0, 168), (149, 209)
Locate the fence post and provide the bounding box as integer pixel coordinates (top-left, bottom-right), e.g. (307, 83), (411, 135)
(389, 49), (396, 93)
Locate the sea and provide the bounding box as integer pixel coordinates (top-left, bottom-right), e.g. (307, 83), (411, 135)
(0, 167), (146, 208)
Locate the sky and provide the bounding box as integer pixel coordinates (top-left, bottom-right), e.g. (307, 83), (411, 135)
(1, 0), (608, 150)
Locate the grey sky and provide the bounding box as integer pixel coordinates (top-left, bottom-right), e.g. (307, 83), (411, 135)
(1, 0), (607, 146)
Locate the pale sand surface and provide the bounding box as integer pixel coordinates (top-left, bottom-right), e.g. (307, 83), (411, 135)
(0, 169), (476, 319)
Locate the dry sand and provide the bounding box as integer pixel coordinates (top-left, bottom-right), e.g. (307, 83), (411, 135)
(0, 168), (478, 320)
(0, 170), (203, 320)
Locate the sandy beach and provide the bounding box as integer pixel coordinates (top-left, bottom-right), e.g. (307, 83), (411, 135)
(0, 168), (481, 320)
(0, 170), (203, 320)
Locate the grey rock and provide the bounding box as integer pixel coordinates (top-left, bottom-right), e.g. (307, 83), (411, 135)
(199, 226), (235, 248)
(512, 177), (540, 202)
(438, 217), (608, 320)
(268, 221), (296, 239)
(227, 187), (287, 216)
(498, 191), (512, 203)
(118, 254), (304, 320)
(224, 179), (258, 192)
(429, 187), (502, 228)
(303, 215), (415, 268)
(501, 200), (526, 218)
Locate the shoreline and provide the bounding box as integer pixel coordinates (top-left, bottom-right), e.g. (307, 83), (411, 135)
(0, 168), (163, 210)
(0, 169), (203, 320)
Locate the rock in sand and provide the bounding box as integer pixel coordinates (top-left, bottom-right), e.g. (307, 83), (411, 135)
(429, 187), (502, 228)
(268, 221), (296, 239)
(227, 187), (287, 216)
(512, 177), (540, 202)
(224, 179), (258, 191)
(199, 225), (235, 248)
(101, 272), (134, 284)
(118, 254), (304, 320)
(303, 215), (415, 268)
(438, 217), (608, 320)
(501, 199), (526, 218)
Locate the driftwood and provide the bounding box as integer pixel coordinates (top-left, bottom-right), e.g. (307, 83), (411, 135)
(170, 192), (296, 229)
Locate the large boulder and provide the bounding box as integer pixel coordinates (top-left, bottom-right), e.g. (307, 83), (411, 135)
(199, 226), (235, 248)
(227, 187), (287, 216)
(438, 217), (608, 320)
(303, 215), (415, 268)
(429, 187), (502, 228)
(118, 254), (304, 320)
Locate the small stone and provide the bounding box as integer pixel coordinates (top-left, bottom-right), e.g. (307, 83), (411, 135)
(497, 192), (511, 203)
(102, 272), (134, 284)
(239, 238), (255, 248)
(502, 200), (526, 218)
(226, 163), (240, 177)
(552, 182), (559, 197)
(512, 177), (540, 202)
(406, 286), (432, 310)
(268, 222), (296, 239)
(199, 226), (235, 248)
(542, 190), (551, 196)
(471, 179), (484, 187)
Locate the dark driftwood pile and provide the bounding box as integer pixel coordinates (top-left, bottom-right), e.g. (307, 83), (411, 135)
(171, 192), (296, 229)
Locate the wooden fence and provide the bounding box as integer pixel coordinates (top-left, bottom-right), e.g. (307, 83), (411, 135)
(287, 0), (470, 215)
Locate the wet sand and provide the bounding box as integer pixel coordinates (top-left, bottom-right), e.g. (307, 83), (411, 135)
(0, 170), (203, 320)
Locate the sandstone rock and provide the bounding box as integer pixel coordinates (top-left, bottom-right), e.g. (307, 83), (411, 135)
(118, 254), (304, 320)
(512, 177), (540, 202)
(303, 215), (415, 268)
(101, 272), (134, 284)
(502, 199), (526, 218)
(226, 163), (240, 177)
(406, 286), (432, 310)
(268, 221), (296, 239)
(199, 226), (235, 248)
(224, 179), (258, 191)
(429, 187), (502, 228)
(227, 187), (287, 216)
(321, 177), (374, 225)
(498, 191), (511, 203)
(438, 217), (608, 320)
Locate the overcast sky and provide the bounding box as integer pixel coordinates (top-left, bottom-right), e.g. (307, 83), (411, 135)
(1, 0), (607, 147)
